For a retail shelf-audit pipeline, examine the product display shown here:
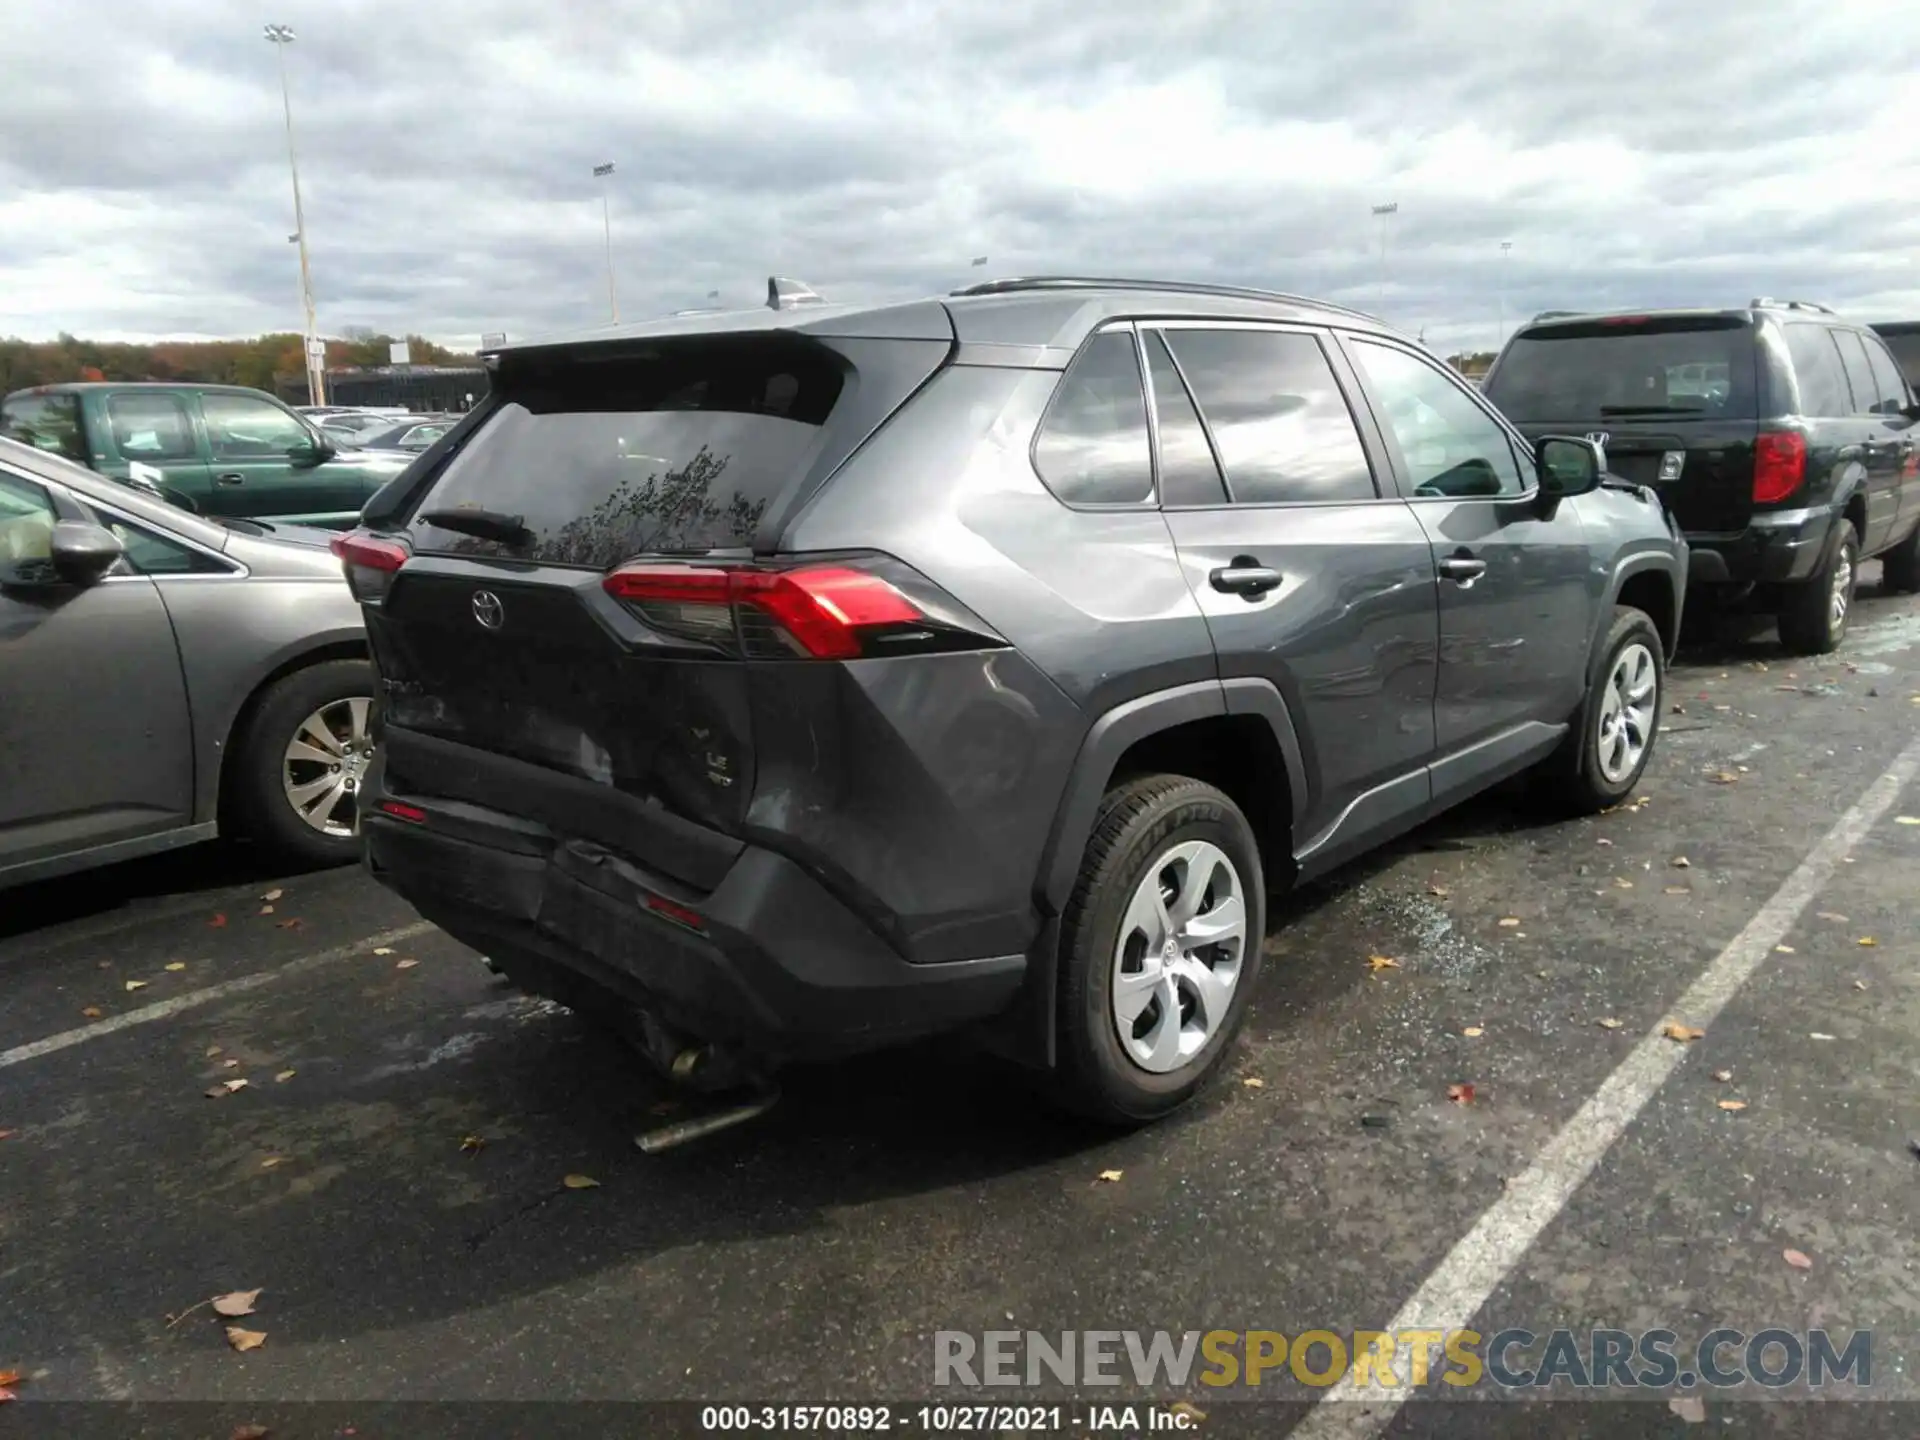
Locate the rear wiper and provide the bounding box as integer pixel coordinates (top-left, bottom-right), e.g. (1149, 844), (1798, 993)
(419, 507), (530, 544)
(1597, 404), (1707, 416)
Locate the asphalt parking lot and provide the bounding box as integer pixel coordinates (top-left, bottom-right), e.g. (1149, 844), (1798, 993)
(5, 573), (1920, 1439)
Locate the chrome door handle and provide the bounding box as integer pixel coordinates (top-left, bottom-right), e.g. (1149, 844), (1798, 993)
(215, 473), (246, 486)
(1438, 555), (1487, 584)
(1209, 562), (1283, 597)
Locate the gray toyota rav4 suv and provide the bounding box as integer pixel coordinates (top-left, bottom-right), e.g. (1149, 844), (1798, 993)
(336, 277), (1686, 1124)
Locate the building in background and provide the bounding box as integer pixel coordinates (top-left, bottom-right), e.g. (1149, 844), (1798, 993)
(277, 362), (489, 411)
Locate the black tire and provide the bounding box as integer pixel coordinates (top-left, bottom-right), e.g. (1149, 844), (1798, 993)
(1546, 605), (1665, 816)
(1881, 519), (1920, 594)
(1776, 520), (1859, 655)
(229, 658), (377, 868)
(1053, 775), (1265, 1125)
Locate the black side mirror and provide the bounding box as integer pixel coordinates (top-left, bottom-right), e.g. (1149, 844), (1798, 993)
(1901, 401), (1920, 423)
(1536, 435), (1603, 499)
(288, 440), (329, 467)
(49, 520), (126, 585)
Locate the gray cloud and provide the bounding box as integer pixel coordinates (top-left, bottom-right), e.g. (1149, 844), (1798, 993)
(3, 0), (1918, 352)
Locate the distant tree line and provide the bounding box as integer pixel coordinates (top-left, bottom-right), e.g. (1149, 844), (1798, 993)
(0, 332), (474, 396)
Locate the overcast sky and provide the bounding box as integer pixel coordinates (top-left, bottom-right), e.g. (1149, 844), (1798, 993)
(4, 0), (1919, 353)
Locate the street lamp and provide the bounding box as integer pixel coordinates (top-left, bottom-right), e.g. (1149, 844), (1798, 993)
(1371, 202), (1399, 313)
(593, 162), (618, 323)
(1498, 239), (1513, 351)
(264, 23), (323, 406)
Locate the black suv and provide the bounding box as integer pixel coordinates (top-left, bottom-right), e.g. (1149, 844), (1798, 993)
(1485, 300), (1920, 653)
(335, 277), (1686, 1123)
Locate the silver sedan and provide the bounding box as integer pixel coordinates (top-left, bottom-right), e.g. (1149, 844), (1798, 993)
(0, 436), (376, 887)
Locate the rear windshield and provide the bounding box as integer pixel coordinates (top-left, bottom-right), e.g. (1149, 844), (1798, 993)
(1, 392), (87, 464)
(409, 338), (843, 566)
(1878, 329), (1920, 388)
(1486, 316), (1758, 423)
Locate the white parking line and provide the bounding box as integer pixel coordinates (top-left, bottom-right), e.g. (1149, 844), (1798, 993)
(0, 921), (437, 1070)
(1291, 731), (1920, 1437)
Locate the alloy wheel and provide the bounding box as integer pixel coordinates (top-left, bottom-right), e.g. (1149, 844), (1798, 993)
(1110, 840), (1248, 1074)
(282, 696), (374, 838)
(1595, 642), (1657, 785)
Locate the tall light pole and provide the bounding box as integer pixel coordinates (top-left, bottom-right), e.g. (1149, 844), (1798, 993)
(1498, 239), (1513, 352)
(1371, 202), (1399, 313)
(264, 24), (323, 406)
(593, 162), (619, 323)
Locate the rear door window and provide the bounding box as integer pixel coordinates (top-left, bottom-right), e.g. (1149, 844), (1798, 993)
(1033, 330), (1154, 506)
(1784, 323), (1852, 417)
(1161, 328), (1376, 504)
(1, 392), (87, 463)
(1486, 316), (1758, 422)
(1142, 332), (1228, 507)
(1860, 336), (1911, 416)
(1878, 330), (1920, 388)
(412, 338), (847, 563)
(1830, 330), (1878, 416)
(106, 393), (198, 461)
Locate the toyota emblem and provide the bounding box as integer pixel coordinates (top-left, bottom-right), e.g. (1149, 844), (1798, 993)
(471, 590), (505, 630)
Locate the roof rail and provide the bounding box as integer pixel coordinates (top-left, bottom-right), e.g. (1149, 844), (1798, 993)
(949, 276), (1379, 324)
(1751, 296), (1835, 315)
(1530, 309), (1582, 323)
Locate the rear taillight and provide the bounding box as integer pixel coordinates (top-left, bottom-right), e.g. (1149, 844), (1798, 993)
(602, 557), (979, 660)
(330, 530), (410, 604)
(1753, 431), (1807, 504)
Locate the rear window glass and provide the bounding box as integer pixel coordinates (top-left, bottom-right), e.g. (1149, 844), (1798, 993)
(1, 392), (87, 464)
(1879, 329), (1920, 387)
(1486, 317), (1757, 422)
(409, 340), (843, 565)
(1032, 330), (1154, 505)
(1784, 324), (1851, 417)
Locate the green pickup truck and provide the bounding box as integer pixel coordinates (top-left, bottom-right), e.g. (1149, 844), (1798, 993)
(0, 382), (415, 528)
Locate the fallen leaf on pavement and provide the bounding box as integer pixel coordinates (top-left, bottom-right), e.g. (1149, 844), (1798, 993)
(460, 1134), (486, 1154)
(1669, 1395), (1706, 1424)
(81, 1007), (102, 1019)
(232, 1425), (272, 1440)
(1447, 1083), (1475, 1104)
(164, 961), (186, 972)
(224, 1326), (266, 1353)
(395, 958), (419, 970)
(373, 947), (394, 956)
(260, 1156), (286, 1170)
(275, 918), (304, 931)
(1498, 916), (1521, 927)
(1717, 1100), (1748, 1112)
(1671, 856), (1692, 868)
(1664, 886), (1689, 895)
(274, 1070), (296, 1084)
(1240, 1076), (1265, 1088)
(1596, 837), (1613, 847)
(204, 1079), (249, 1098)
(1427, 883), (1450, 897)
(209, 913), (228, 928)
(1711, 1069), (1733, 1082)
(1709, 772), (1739, 784)
(261, 889), (283, 902)
(1783, 1249), (1813, 1271)
(0, 1132), (12, 1141)
(1817, 911), (1849, 923)
(1462, 1027), (1484, 1038)
(124, 980), (147, 992)
(213, 1289), (262, 1317)
(1810, 1032), (1836, 1041)
(1896, 816), (1920, 826)
(1853, 980), (1868, 991)
(1366, 954), (1401, 971)
(1597, 1017), (1624, 1030)
(562, 1173), (600, 1190)
(1662, 1023), (1705, 1043)
(258, 905), (275, 916)
(1096, 1169), (1123, 1183)
(206, 1045), (223, 1057)
(0, 1370), (22, 1388)
(1613, 877), (1635, 889)
(1168, 1402), (1206, 1424)
(1775, 945), (1795, 954)
(1857, 937), (1878, 947)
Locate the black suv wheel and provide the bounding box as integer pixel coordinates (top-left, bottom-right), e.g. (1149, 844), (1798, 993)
(1778, 520), (1859, 655)
(1054, 775), (1264, 1124)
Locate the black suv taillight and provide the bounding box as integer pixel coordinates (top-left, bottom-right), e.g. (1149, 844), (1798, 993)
(601, 554), (1002, 660)
(329, 530), (410, 604)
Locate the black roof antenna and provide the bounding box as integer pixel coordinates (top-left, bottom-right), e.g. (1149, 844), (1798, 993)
(767, 276), (825, 310)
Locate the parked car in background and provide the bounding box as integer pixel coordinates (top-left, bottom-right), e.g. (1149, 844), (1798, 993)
(336, 275), (1685, 1124)
(1871, 322), (1920, 390)
(0, 436), (376, 888)
(316, 410), (410, 446)
(1, 383), (414, 529)
(1484, 299), (1920, 653)
(348, 414), (458, 453)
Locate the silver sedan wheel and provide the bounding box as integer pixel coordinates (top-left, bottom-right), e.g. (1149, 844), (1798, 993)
(1830, 545), (1854, 635)
(1110, 839), (1248, 1074)
(283, 696), (374, 838)
(1595, 642), (1657, 785)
